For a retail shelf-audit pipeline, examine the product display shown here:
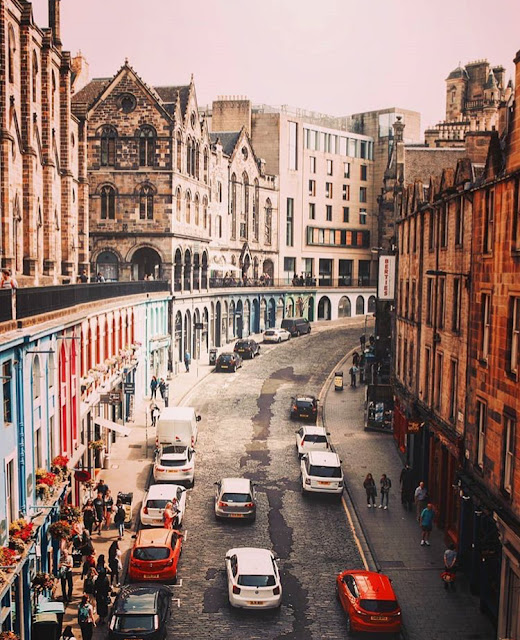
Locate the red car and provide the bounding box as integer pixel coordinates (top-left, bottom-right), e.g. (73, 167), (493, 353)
(128, 528), (183, 584)
(336, 570), (402, 636)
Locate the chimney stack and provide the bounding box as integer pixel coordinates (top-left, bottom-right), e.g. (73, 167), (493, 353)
(49, 0), (62, 48)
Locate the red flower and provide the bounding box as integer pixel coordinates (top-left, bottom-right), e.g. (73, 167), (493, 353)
(51, 455), (69, 468)
(40, 472), (57, 487)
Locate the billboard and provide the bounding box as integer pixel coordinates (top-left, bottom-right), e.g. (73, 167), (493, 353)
(378, 255), (396, 300)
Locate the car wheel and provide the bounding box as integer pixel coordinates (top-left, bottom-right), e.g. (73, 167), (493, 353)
(346, 615), (357, 637)
(278, 337), (281, 343)
(295, 330), (300, 337)
(307, 327), (311, 334)
(300, 479), (306, 495)
(232, 365), (236, 372)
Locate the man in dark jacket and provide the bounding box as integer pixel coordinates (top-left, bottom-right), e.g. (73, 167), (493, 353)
(400, 464), (415, 511)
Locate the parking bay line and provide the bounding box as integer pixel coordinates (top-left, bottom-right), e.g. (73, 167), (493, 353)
(341, 496), (370, 571)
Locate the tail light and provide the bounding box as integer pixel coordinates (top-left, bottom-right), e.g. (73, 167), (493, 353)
(143, 506), (148, 514)
(166, 558), (174, 566)
(182, 468), (191, 472)
(245, 503), (254, 508)
(292, 405), (298, 411)
(232, 585), (241, 594)
(218, 501), (227, 507)
(301, 440), (305, 447)
(156, 466), (165, 472)
(273, 586), (280, 595)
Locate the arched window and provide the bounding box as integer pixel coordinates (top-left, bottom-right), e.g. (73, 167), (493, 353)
(186, 138), (192, 176)
(32, 51), (39, 102)
(241, 172), (249, 239)
(368, 295), (376, 314)
(32, 355), (41, 401)
(194, 193), (200, 226)
(230, 173), (237, 240)
(51, 72), (57, 116)
(139, 185), (154, 220)
(176, 187), (182, 221)
(356, 296), (365, 315)
(217, 215), (222, 238)
(203, 148), (209, 183)
(139, 126), (155, 167)
(185, 191), (191, 224)
(100, 126), (117, 167)
(203, 196), (208, 229)
(176, 131), (182, 171)
(8, 25), (15, 84)
(253, 179), (259, 241)
(195, 143), (200, 179)
(100, 185), (116, 219)
(265, 198), (272, 245)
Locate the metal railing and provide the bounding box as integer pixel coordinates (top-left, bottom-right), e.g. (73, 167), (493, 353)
(0, 289), (13, 322)
(208, 277), (377, 289)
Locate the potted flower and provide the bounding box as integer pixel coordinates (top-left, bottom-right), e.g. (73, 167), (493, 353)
(31, 572), (56, 593)
(8, 537), (26, 554)
(0, 547), (18, 567)
(59, 505), (81, 523)
(89, 439), (105, 452)
(48, 520), (71, 541)
(36, 483), (51, 501)
(51, 455), (69, 470)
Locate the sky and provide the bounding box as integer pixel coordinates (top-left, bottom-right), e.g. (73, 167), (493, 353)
(32, 0), (520, 133)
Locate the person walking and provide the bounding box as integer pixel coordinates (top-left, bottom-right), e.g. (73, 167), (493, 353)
(104, 489), (114, 530)
(95, 478), (109, 497)
(93, 492), (105, 535)
(1, 268), (18, 289)
(349, 365), (358, 388)
(420, 503), (435, 546)
(379, 474), (392, 509)
(94, 570), (111, 625)
(414, 481), (429, 521)
(114, 500), (126, 540)
(108, 540), (122, 587)
(78, 594), (96, 640)
(59, 549), (74, 602)
(443, 544), (458, 590)
(150, 376), (158, 399)
(400, 464), (415, 511)
(60, 625), (76, 640)
(163, 502), (176, 529)
(82, 500), (96, 536)
(79, 531), (94, 561)
(184, 350), (191, 373)
(363, 473), (377, 508)
(150, 402), (160, 428)
(158, 378), (166, 400)
(96, 554), (107, 575)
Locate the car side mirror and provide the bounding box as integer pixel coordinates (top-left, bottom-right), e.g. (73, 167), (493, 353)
(214, 481), (219, 485)
(301, 454), (308, 460)
(326, 432), (331, 435)
(295, 430), (299, 433)
(196, 415), (201, 422)
(225, 556), (231, 561)
(274, 556), (280, 562)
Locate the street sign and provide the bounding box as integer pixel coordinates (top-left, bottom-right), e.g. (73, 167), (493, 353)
(100, 392), (122, 405)
(194, 322), (204, 330)
(378, 255), (396, 300)
(123, 382), (135, 394)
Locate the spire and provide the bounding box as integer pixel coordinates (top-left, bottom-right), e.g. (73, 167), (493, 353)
(485, 71), (497, 90)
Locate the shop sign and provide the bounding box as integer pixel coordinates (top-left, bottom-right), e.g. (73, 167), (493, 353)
(123, 382), (135, 394)
(408, 421), (422, 434)
(100, 392), (122, 405)
(378, 255), (396, 300)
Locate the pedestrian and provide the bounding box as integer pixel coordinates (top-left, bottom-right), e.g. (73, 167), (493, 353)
(359, 353), (366, 384)
(95, 478), (109, 497)
(443, 544), (458, 590)
(400, 464), (415, 511)
(81, 555), (96, 580)
(108, 540), (122, 587)
(379, 473), (392, 509)
(83, 566), (98, 605)
(349, 365), (358, 388)
(420, 503), (435, 546)
(96, 272), (105, 283)
(94, 570), (111, 625)
(363, 473), (377, 508)
(78, 270), (88, 284)
(352, 352), (360, 367)
(79, 531), (94, 560)
(184, 350), (191, 373)
(60, 625), (76, 640)
(82, 500), (96, 535)
(59, 549), (74, 602)
(114, 500), (126, 540)
(163, 501), (177, 529)
(150, 375), (158, 399)
(1, 268), (18, 289)
(96, 553), (107, 575)
(414, 481), (429, 521)
(77, 594), (95, 640)
(93, 492), (105, 535)
(150, 402), (160, 428)
(104, 489), (114, 530)
(158, 378), (166, 399)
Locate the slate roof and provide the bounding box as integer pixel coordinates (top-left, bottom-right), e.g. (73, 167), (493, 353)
(154, 85), (190, 117)
(446, 66), (469, 81)
(72, 78), (111, 109)
(210, 131), (241, 156)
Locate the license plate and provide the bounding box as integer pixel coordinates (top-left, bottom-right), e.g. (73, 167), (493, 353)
(230, 514), (244, 518)
(238, 349), (245, 352)
(221, 365), (228, 369)
(371, 616), (388, 621)
(318, 481), (331, 486)
(144, 574), (160, 579)
(248, 601), (264, 605)
(300, 414), (308, 418)
(168, 469), (178, 473)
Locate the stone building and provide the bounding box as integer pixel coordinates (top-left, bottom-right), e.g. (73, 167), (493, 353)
(0, 0), (86, 285)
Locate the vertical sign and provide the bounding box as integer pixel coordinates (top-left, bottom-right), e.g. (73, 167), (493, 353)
(378, 255), (396, 300)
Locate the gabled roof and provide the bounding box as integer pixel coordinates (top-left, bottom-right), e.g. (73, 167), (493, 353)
(210, 131), (241, 156)
(154, 85), (190, 117)
(72, 77), (111, 110)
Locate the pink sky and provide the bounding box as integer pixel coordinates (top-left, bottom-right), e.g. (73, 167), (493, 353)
(33, 0), (520, 133)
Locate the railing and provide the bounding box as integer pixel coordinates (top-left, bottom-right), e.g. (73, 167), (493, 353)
(0, 289), (13, 322)
(208, 277), (377, 289)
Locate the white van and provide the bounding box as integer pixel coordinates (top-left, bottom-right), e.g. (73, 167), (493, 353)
(156, 406), (201, 448)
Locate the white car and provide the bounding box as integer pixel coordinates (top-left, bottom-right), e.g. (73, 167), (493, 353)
(225, 547), (282, 609)
(295, 426), (331, 457)
(263, 328), (291, 343)
(215, 478), (257, 521)
(140, 483), (187, 527)
(300, 451), (343, 498)
(153, 445), (195, 487)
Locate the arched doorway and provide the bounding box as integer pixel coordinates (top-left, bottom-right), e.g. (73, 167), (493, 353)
(308, 297), (315, 322)
(318, 296), (331, 320)
(286, 298), (295, 318)
(338, 296), (352, 317)
(131, 247), (161, 281)
(356, 295), (365, 315)
(263, 259), (274, 281)
(202, 307), (209, 351)
(368, 295), (376, 313)
(236, 300), (244, 338)
(243, 300), (250, 337)
(223, 301), (229, 344)
(202, 252), (208, 289)
(175, 312), (182, 362)
(242, 253), (251, 280)
(215, 301), (221, 347)
(184, 310), (192, 355)
(193, 253), (200, 290)
(174, 249), (182, 291)
(276, 298), (284, 325)
(184, 250), (192, 291)
(96, 251), (119, 281)
(229, 300), (236, 338)
(252, 299), (260, 334)
(268, 298), (276, 328)
(193, 308), (200, 358)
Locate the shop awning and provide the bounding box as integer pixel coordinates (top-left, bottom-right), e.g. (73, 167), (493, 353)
(67, 444), (87, 470)
(94, 417), (132, 437)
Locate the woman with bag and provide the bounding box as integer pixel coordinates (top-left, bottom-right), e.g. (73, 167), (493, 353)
(94, 570), (111, 625)
(108, 540), (122, 587)
(82, 500), (96, 535)
(59, 549), (74, 602)
(363, 473), (377, 508)
(78, 594), (96, 640)
(104, 489), (115, 530)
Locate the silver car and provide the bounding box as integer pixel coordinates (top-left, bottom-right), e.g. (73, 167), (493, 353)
(214, 478), (256, 521)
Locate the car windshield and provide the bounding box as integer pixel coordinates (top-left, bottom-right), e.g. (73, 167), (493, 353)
(238, 574), (276, 587)
(304, 435), (327, 443)
(221, 492), (252, 503)
(133, 547), (169, 561)
(296, 401), (314, 409)
(159, 458), (185, 467)
(264, 331), (275, 336)
(162, 445), (185, 454)
(235, 342), (249, 349)
(219, 355), (233, 362)
(146, 499), (168, 509)
(360, 599), (398, 613)
(113, 614), (155, 632)
(309, 465), (341, 478)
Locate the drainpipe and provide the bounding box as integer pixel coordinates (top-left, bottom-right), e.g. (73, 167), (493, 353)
(15, 342), (27, 515)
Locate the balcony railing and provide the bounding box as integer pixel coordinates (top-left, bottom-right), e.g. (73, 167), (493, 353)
(207, 277), (377, 289)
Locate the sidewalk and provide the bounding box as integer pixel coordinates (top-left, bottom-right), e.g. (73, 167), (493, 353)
(61, 358), (214, 637)
(323, 373), (496, 640)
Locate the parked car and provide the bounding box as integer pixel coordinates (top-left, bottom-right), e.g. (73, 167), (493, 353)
(108, 584), (171, 640)
(234, 339), (260, 359)
(215, 352), (243, 372)
(300, 451), (343, 498)
(128, 528), (183, 584)
(140, 483), (187, 528)
(225, 547), (282, 609)
(281, 318), (311, 337)
(263, 328), (291, 343)
(215, 478), (257, 521)
(290, 395), (318, 422)
(336, 570), (402, 636)
(153, 444), (195, 487)
(295, 426), (331, 457)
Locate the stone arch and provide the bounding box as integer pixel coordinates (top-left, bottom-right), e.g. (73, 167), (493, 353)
(252, 298), (260, 334)
(286, 297), (295, 318)
(338, 296), (352, 318)
(128, 246), (162, 281)
(356, 295), (365, 315)
(229, 300), (236, 338)
(184, 249), (192, 291)
(174, 248), (182, 291)
(268, 298), (276, 328)
(201, 251), (208, 289)
(96, 250), (119, 281)
(368, 295), (376, 314)
(184, 309), (191, 355)
(276, 297), (284, 324)
(308, 297), (315, 322)
(318, 296), (331, 320)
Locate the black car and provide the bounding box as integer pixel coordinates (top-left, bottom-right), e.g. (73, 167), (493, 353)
(290, 395), (318, 422)
(215, 352), (243, 372)
(233, 339), (261, 359)
(108, 584), (171, 640)
(281, 318), (311, 337)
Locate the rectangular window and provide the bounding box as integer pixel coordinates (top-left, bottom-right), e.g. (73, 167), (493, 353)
(503, 416), (515, 494)
(360, 165), (368, 181)
(3, 361), (12, 424)
(286, 198), (294, 247)
(449, 359), (458, 422)
(343, 207), (349, 223)
(359, 209), (367, 225)
(435, 352), (443, 410)
(426, 278), (434, 325)
(408, 342), (414, 387)
(342, 184), (350, 201)
(440, 203), (448, 248)
(344, 162), (350, 178)
(437, 278), (445, 329)
(513, 179), (520, 250)
(429, 210), (435, 251)
(405, 280), (410, 318)
(308, 203), (316, 220)
(452, 278), (461, 332)
(309, 180), (316, 197)
(411, 280), (416, 321)
(510, 297), (520, 375)
(403, 339), (408, 383)
(326, 205), (332, 222)
(288, 121), (298, 170)
(477, 400), (487, 469)
(359, 260), (371, 286)
(326, 159), (333, 176)
(424, 347), (431, 403)
(319, 258), (332, 286)
(359, 187), (367, 203)
(480, 293), (491, 361)
(34, 427), (42, 470)
(484, 188), (494, 254)
(283, 257), (296, 273)
(412, 216), (417, 252)
(309, 156), (316, 173)
(326, 182), (333, 198)
(339, 260), (352, 286)
(6, 459), (16, 525)
(455, 197), (463, 246)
